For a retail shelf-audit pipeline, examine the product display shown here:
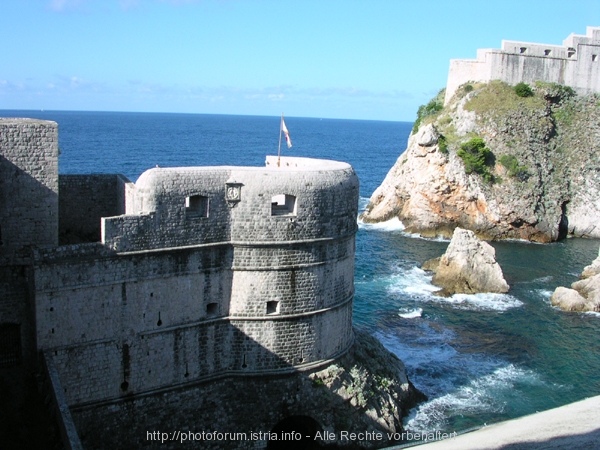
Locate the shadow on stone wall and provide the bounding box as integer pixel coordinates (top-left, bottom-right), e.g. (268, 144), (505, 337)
(58, 174), (130, 244)
(70, 329), (424, 450)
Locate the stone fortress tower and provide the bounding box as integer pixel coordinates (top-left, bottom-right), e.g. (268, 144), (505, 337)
(2, 118), (425, 449)
(34, 155), (359, 407)
(445, 26), (600, 104)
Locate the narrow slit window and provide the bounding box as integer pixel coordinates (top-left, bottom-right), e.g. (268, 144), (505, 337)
(266, 301), (279, 315)
(271, 194), (296, 216)
(186, 195), (209, 217)
(206, 302), (218, 317)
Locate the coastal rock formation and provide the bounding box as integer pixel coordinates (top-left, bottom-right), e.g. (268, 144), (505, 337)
(551, 249), (600, 313)
(360, 82), (600, 242)
(305, 329), (427, 448)
(550, 287), (590, 312)
(581, 253), (600, 279)
(425, 227), (509, 296)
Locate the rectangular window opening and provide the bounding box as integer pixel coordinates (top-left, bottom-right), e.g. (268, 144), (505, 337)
(206, 302), (218, 317)
(186, 195), (209, 217)
(544, 49), (551, 56)
(593, 54), (598, 62)
(266, 301), (279, 315)
(519, 47), (527, 54)
(568, 48), (576, 58)
(271, 194), (297, 216)
(0, 324), (22, 368)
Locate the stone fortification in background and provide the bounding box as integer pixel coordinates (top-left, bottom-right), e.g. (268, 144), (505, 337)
(445, 26), (600, 104)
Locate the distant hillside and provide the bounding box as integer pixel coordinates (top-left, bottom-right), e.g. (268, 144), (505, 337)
(361, 81), (600, 242)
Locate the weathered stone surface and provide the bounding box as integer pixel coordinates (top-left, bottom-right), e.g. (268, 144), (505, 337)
(581, 253), (600, 279)
(571, 274), (600, 310)
(429, 227), (509, 296)
(551, 256), (600, 313)
(73, 329), (426, 450)
(551, 286), (593, 312)
(422, 256), (441, 272)
(416, 123), (440, 147)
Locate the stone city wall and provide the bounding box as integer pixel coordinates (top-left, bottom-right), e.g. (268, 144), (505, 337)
(445, 26), (600, 103)
(0, 118), (58, 264)
(59, 174), (131, 244)
(0, 118), (58, 366)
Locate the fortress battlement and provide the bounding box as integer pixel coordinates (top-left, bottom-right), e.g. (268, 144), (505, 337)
(445, 26), (600, 104)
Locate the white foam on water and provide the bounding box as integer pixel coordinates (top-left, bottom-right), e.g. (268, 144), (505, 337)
(441, 293), (524, 312)
(398, 307), (423, 319)
(584, 311), (600, 318)
(387, 266), (439, 298)
(357, 216), (406, 231)
(528, 275), (553, 284)
(400, 231), (451, 242)
(375, 328), (459, 382)
(405, 364), (540, 433)
(387, 266), (523, 312)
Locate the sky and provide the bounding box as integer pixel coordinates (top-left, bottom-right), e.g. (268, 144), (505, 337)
(1, 0), (599, 121)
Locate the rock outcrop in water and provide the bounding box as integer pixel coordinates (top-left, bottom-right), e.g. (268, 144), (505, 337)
(423, 227), (509, 296)
(360, 82), (600, 242)
(551, 250), (600, 312)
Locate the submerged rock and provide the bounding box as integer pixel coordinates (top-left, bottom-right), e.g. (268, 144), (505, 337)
(425, 227), (509, 296)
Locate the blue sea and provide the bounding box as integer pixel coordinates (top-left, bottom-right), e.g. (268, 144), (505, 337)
(3, 110), (600, 439)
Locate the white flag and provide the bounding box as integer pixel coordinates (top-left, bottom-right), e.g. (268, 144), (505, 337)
(281, 117), (292, 148)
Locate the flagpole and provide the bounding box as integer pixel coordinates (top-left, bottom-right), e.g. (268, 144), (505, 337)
(277, 112), (283, 167)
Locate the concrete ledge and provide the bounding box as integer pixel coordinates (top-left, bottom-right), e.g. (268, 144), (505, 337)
(396, 395), (600, 450)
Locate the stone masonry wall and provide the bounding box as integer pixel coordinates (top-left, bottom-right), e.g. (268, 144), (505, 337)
(445, 26), (600, 103)
(34, 157), (359, 408)
(59, 174), (130, 244)
(0, 118), (58, 366)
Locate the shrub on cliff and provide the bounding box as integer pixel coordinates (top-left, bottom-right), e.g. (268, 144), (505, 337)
(412, 89), (445, 134)
(457, 137), (495, 183)
(515, 82), (534, 98)
(499, 154), (529, 181)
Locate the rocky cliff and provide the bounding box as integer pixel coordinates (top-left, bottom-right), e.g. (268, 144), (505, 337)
(361, 81), (600, 242)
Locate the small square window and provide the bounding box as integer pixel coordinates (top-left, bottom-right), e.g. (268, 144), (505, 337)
(568, 48), (576, 58)
(206, 302), (218, 316)
(544, 49), (551, 56)
(271, 194), (296, 216)
(519, 47), (527, 54)
(266, 301), (279, 315)
(186, 195), (209, 217)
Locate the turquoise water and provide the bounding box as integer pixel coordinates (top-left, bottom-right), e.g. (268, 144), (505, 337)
(2, 110), (600, 437)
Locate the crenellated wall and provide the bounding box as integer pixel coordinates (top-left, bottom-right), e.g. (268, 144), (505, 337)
(445, 26), (600, 103)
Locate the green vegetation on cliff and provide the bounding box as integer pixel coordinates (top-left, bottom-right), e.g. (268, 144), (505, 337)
(415, 80), (600, 188)
(457, 137), (494, 183)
